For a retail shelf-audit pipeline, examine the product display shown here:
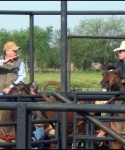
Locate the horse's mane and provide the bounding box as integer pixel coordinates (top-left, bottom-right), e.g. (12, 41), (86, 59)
(106, 65), (116, 70)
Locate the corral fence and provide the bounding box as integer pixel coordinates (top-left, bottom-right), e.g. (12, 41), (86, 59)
(0, 91), (125, 149)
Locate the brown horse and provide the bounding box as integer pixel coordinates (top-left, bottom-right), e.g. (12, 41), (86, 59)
(97, 65), (125, 149)
(41, 81), (85, 149)
(0, 81), (35, 149)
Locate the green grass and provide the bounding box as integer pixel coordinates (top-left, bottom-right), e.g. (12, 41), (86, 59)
(25, 71), (102, 92)
(70, 71), (102, 88)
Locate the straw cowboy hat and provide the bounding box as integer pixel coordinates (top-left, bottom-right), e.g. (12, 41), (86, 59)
(114, 41), (125, 52)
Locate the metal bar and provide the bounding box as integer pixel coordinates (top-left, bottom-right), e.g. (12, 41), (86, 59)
(2, 101), (125, 113)
(67, 35), (125, 39)
(0, 10), (125, 15)
(76, 135), (115, 141)
(1, 91), (125, 99)
(67, 38), (71, 92)
(0, 142), (15, 147)
(0, 11), (62, 15)
(31, 91), (125, 99)
(0, 122), (16, 126)
(68, 95), (125, 100)
(27, 111), (32, 149)
(61, 2), (67, 149)
(29, 14), (34, 82)
(54, 112), (60, 149)
(16, 103), (27, 149)
(61, 1), (67, 93)
(66, 11), (125, 15)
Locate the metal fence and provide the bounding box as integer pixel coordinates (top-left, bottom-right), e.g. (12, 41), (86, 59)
(0, 91), (125, 149)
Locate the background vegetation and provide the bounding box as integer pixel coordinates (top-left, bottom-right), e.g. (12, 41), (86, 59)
(26, 71), (102, 92)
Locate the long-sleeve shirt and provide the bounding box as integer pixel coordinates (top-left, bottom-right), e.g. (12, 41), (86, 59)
(113, 60), (125, 80)
(10, 61), (26, 88)
(0, 60), (4, 65)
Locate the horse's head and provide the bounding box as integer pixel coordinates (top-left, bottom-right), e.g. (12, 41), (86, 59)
(101, 65), (124, 92)
(9, 81), (38, 95)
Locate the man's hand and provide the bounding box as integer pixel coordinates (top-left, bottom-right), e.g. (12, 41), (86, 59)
(4, 56), (18, 65)
(3, 87), (11, 94)
(30, 87), (36, 95)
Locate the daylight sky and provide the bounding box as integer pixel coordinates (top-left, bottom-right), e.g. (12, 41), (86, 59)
(0, 1), (125, 31)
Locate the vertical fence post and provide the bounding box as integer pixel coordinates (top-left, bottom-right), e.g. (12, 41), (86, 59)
(27, 111), (32, 149)
(16, 102), (27, 149)
(29, 14), (34, 82)
(61, 1), (68, 149)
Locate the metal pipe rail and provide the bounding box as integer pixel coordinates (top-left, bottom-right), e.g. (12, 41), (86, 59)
(0, 91), (125, 100)
(0, 10), (125, 15)
(1, 102), (125, 113)
(67, 35), (125, 39)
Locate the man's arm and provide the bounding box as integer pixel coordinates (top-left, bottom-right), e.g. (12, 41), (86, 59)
(10, 62), (26, 88)
(0, 56), (18, 66)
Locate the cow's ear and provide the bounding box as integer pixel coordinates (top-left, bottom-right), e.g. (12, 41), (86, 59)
(27, 81), (34, 88)
(29, 82), (38, 93)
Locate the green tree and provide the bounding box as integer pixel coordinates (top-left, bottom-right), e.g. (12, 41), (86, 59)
(33, 26), (53, 69)
(0, 29), (12, 55)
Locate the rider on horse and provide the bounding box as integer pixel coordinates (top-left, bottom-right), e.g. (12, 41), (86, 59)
(97, 40), (125, 138)
(0, 41), (26, 94)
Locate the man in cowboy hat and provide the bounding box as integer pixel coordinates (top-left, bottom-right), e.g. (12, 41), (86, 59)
(113, 41), (125, 82)
(114, 40), (125, 52)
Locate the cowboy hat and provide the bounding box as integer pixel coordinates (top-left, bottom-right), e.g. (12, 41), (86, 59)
(114, 41), (125, 52)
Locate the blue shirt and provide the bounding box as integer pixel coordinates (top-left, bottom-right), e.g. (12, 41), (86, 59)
(32, 126), (44, 149)
(113, 60), (125, 80)
(10, 61), (26, 88)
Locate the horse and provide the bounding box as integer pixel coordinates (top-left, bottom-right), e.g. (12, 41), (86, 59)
(97, 65), (125, 149)
(41, 81), (86, 149)
(0, 81), (36, 149)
